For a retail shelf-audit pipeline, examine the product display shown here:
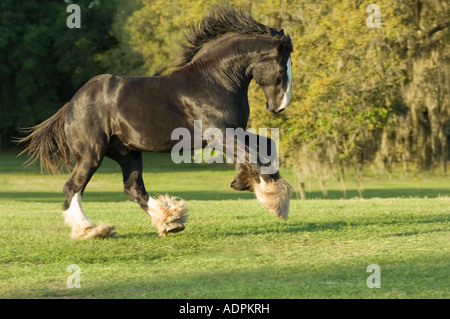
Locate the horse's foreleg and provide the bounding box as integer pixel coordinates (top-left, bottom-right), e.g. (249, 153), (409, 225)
(109, 150), (188, 236)
(252, 169), (292, 221)
(63, 161), (116, 239)
(229, 134), (292, 220)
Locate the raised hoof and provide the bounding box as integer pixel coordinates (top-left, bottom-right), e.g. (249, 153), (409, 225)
(254, 178), (292, 220)
(166, 222), (185, 234)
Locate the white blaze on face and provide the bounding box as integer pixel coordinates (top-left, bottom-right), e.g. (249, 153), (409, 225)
(277, 57), (292, 112)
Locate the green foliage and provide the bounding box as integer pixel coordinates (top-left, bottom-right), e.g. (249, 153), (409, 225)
(242, 0), (449, 194)
(2, 0), (449, 191)
(0, 0), (119, 147)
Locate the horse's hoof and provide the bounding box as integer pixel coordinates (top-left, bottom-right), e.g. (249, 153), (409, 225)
(166, 222), (185, 234)
(148, 194), (188, 236)
(71, 223), (116, 239)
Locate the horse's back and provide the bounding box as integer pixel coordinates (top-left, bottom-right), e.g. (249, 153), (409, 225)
(64, 73), (189, 152)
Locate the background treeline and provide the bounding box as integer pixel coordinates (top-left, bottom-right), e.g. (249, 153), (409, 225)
(1, 0), (449, 196)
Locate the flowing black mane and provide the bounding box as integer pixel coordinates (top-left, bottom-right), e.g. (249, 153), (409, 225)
(176, 7), (288, 67)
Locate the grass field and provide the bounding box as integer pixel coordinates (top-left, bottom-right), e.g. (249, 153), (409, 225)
(0, 152), (448, 299)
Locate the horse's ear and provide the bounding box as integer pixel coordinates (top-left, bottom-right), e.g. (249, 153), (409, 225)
(277, 35), (292, 53)
(280, 29), (285, 36)
(277, 39), (289, 53)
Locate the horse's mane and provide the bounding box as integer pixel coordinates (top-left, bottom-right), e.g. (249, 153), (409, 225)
(176, 7), (287, 67)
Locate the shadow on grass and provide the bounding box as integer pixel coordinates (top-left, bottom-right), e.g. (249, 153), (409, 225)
(302, 188), (450, 199)
(4, 259), (448, 298)
(0, 190), (256, 203)
(1, 186), (449, 203)
(113, 232), (160, 239)
(223, 213), (449, 237)
(388, 228), (449, 237)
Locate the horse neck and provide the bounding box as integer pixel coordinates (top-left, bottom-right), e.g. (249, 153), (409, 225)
(179, 34), (272, 93)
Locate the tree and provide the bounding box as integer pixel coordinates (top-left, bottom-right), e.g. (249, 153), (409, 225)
(0, 0), (119, 149)
(247, 0), (449, 197)
(383, 0), (450, 174)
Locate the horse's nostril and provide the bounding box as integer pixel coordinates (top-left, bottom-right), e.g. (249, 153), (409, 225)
(266, 102), (274, 113)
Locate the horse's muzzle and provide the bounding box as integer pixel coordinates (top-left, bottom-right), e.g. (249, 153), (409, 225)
(266, 102), (286, 114)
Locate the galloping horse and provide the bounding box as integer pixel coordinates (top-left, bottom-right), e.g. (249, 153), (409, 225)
(17, 7), (293, 239)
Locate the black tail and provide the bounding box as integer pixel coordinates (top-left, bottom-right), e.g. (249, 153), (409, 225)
(15, 104), (71, 174)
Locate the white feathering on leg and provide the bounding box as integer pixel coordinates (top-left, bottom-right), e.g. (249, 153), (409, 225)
(62, 192), (116, 239)
(254, 177), (292, 220)
(146, 195), (189, 236)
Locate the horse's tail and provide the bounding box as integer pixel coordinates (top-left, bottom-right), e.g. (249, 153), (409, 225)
(15, 103), (71, 174)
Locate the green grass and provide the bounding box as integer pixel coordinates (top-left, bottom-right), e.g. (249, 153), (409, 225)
(0, 152), (449, 298)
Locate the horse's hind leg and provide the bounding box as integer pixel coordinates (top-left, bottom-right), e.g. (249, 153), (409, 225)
(107, 150), (188, 236)
(63, 159), (116, 239)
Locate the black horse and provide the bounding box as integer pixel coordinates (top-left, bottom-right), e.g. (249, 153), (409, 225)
(17, 7), (293, 239)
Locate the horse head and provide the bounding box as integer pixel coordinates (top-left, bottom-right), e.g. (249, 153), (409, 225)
(251, 34), (293, 114)
(176, 8), (293, 114)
